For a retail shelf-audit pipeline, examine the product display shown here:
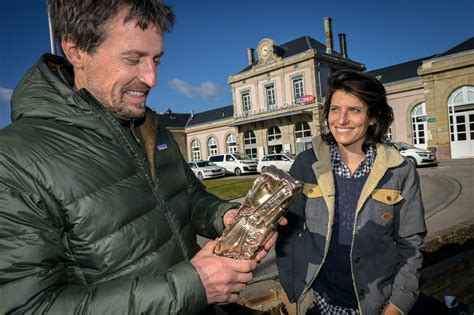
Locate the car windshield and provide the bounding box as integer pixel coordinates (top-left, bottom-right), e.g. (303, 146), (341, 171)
(196, 161), (215, 167)
(233, 153), (252, 160)
(392, 142), (418, 151)
(283, 153), (295, 160)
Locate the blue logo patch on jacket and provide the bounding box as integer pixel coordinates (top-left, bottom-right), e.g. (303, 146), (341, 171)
(156, 144), (168, 151)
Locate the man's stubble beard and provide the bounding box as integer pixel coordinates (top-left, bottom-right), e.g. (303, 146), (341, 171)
(111, 97), (147, 120)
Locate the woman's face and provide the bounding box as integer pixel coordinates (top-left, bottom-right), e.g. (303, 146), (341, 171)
(327, 90), (375, 152)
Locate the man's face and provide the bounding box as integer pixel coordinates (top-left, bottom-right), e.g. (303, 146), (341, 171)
(74, 7), (164, 120)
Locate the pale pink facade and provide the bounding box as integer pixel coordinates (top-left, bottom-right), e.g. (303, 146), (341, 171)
(385, 80), (425, 143)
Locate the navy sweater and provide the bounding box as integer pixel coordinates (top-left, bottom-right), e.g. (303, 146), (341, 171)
(313, 172), (369, 308)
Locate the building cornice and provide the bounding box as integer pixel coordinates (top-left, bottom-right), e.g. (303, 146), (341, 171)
(185, 117), (235, 133)
(418, 50), (474, 76)
(384, 77), (424, 94)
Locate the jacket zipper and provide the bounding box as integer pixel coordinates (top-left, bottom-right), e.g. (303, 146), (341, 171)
(129, 120), (141, 145)
(79, 91), (190, 259)
(350, 214), (362, 312)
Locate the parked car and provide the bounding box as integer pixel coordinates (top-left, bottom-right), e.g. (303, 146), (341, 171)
(208, 153), (257, 176)
(257, 153), (295, 173)
(387, 142), (438, 167)
(187, 161), (225, 180)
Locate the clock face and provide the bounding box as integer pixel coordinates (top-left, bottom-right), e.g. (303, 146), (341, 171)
(261, 44), (270, 57)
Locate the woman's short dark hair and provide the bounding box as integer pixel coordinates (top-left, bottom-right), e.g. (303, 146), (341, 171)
(321, 69), (394, 151)
(48, 0), (175, 57)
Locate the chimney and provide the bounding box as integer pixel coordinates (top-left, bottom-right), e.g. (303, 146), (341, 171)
(338, 33), (348, 59)
(247, 48), (255, 65)
(323, 17), (334, 54)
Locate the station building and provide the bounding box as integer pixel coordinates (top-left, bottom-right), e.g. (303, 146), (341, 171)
(159, 19), (474, 162)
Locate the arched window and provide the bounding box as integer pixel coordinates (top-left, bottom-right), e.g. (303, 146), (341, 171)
(226, 134), (237, 154)
(191, 140), (201, 161)
(411, 103), (427, 149)
(267, 126), (282, 142)
(267, 126), (282, 154)
(294, 121), (312, 154)
(448, 86), (474, 158)
(243, 130), (257, 159)
(207, 137), (218, 157)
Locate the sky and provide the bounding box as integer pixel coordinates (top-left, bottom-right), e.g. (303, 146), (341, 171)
(0, 0), (473, 128)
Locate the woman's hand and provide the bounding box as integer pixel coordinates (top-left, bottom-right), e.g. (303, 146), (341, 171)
(382, 303), (402, 315)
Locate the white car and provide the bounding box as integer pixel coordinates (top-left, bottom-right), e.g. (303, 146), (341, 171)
(208, 153), (258, 176)
(387, 142), (438, 167)
(188, 161), (226, 180)
(257, 153), (295, 173)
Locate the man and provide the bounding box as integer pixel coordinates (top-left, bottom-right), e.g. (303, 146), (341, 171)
(0, 1), (276, 313)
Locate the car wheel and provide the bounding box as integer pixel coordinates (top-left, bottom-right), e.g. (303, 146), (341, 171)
(407, 156), (418, 167)
(234, 168), (242, 176)
(198, 172), (204, 180)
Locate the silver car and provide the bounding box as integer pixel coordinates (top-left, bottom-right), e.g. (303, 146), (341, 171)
(188, 161), (226, 180)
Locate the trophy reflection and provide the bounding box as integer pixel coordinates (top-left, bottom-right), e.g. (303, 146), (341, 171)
(214, 165), (303, 260)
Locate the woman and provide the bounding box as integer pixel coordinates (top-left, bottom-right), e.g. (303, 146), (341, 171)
(276, 70), (426, 315)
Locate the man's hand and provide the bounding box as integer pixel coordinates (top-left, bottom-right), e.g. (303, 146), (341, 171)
(191, 240), (257, 304)
(223, 208), (287, 262)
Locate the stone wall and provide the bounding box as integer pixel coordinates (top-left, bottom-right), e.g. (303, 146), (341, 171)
(421, 220), (474, 309)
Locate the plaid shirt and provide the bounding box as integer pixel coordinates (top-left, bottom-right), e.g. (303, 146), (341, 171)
(330, 145), (376, 178)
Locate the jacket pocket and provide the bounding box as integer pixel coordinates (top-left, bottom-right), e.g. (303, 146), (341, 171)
(303, 184), (326, 234)
(303, 183), (323, 198)
(369, 189), (403, 233)
(371, 189), (403, 205)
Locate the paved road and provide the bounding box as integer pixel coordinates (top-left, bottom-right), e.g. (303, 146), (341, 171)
(199, 158), (474, 279)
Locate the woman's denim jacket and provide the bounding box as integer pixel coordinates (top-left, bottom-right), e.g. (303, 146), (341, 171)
(276, 136), (427, 315)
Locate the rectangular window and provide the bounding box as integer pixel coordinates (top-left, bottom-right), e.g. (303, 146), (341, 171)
(241, 92), (251, 112)
(245, 148), (257, 159)
(386, 126), (392, 140)
(293, 77), (304, 103)
(266, 84), (276, 109)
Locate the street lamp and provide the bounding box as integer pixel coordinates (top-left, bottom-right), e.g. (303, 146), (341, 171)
(46, 1), (56, 55)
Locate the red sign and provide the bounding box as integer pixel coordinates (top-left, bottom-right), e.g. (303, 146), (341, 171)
(301, 95), (315, 104)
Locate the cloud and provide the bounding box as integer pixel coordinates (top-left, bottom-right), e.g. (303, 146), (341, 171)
(169, 78), (226, 100)
(0, 87), (13, 104)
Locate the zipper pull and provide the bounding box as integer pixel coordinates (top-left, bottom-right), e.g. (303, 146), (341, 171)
(130, 120), (141, 145)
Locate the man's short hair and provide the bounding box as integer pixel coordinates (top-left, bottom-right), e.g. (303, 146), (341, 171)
(48, 0), (175, 57)
(321, 69), (394, 152)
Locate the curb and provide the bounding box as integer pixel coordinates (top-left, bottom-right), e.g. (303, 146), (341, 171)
(425, 173), (462, 219)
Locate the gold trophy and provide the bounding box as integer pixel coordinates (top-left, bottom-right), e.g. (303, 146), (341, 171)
(214, 165), (303, 260)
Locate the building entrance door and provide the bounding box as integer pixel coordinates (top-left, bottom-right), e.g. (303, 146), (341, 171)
(411, 103), (428, 149)
(268, 145), (282, 154)
(450, 111), (474, 158)
(448, 86), (474, 159)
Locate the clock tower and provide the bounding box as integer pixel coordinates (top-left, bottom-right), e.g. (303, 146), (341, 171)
(257, 38), (277, 64)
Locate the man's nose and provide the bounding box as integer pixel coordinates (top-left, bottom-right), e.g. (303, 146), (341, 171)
(138, 60), (158, 88)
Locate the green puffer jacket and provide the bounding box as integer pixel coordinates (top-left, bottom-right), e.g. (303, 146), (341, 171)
(0, 54), (238, 314)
